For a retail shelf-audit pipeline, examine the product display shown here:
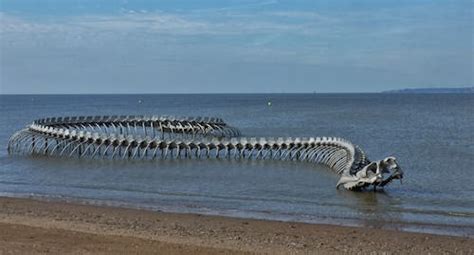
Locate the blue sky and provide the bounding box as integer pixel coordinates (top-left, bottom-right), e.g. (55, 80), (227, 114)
(0, 0), (472, 93)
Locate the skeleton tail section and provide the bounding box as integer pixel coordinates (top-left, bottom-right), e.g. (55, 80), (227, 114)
(7, 115), (401, 191)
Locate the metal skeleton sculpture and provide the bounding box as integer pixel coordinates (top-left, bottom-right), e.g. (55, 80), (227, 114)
(7, 115), (403, 191)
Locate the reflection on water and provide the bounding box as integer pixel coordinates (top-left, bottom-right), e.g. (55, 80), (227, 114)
(0, 94), (473, 236)
(339, 190), (403, 228)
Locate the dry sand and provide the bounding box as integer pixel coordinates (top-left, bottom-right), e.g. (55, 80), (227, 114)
(0, 197), (472, 254)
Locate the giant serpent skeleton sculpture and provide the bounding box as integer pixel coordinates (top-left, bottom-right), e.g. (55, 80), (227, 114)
(7, 115), (403, 191)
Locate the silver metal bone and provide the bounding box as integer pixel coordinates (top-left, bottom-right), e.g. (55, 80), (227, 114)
(7, 115), (403, 191)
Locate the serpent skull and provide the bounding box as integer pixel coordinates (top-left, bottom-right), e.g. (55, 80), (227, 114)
(337, 157), (404, 191)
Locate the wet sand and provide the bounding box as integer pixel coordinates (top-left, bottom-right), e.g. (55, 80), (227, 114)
(0, 197), (472, 254)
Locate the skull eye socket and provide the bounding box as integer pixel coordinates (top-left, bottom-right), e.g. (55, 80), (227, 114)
(385, 157), (397, 165)
(366, 162), (378, 173)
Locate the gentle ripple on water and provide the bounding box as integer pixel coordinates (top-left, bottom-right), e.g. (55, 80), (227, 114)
(0, 94), (473, 236)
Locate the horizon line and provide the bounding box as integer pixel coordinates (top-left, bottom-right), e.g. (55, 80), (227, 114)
(1, 86), (472, 96)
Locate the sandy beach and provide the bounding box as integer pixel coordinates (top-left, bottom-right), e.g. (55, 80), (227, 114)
(0, 197), (472, 254)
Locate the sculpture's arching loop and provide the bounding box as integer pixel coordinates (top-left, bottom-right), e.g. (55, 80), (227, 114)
(7, 115), (403, 191)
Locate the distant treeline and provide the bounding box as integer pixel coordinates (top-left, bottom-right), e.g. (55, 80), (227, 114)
(383, 87), (473, 94)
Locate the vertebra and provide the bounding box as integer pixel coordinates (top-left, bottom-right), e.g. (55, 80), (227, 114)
(7, 115), (403, 191)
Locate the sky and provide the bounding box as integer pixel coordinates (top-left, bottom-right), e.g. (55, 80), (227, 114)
(0, 0), (472, 94)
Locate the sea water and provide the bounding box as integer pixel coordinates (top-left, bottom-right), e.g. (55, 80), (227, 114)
(0, 94), (473, 236)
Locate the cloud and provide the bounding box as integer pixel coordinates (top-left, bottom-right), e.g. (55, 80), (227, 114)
(1, 2), (472, 94)
(0, 9), (338, 37)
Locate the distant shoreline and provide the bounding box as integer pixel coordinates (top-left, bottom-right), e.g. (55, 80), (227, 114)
(1, 89), (473, 96)
(382, 87), (473, 94)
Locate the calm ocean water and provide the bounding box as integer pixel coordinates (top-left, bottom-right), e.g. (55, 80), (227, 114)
(0, 94), (473, 236)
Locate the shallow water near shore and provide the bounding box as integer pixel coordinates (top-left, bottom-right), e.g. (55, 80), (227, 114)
(0, 94), (473, 237)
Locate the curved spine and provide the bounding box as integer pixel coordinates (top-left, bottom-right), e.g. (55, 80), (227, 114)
(7, 115), (403, 190)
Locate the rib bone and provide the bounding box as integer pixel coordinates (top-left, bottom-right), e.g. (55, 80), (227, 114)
(7, 115), (403, 190)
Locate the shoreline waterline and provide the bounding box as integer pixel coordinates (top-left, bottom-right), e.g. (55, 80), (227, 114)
(1, 196), (472, 254)
(1, 193), (472, 238)
(1, 94), (473, 245)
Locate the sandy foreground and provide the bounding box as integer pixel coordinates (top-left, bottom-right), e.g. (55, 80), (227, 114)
(0, 197), (472, 254)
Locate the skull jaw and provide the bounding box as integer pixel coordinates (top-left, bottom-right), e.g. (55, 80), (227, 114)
(336, 160), (403, 191)
(336, 174), (382, 191)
